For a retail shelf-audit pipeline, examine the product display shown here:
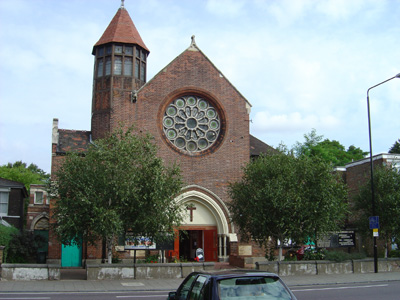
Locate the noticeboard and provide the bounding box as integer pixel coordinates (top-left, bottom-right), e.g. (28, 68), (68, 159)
(125, 235), (156, 250)
(338, 231), (355, 247)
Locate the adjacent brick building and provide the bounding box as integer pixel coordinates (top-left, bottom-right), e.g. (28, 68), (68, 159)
(0, 177), (27, 231)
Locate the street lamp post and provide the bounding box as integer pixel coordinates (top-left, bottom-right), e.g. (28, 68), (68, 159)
(366, 73), (400, 273)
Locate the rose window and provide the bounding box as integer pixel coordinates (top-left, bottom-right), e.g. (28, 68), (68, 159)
(163, 95), (221, 153)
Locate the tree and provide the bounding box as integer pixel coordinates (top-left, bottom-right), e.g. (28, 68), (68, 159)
(293, 129), (367, 166)
(389, 139), (400, 154)
(0, 161), (49, 192)
(228, 152), (348, 260)
(50, 127), (184, 263)
(354, 165), (400, 257)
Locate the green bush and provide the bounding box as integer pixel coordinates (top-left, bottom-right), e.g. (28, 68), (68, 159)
(323, 250), (367, 262)
(145, 254), (159, 263)
(323, 250), (350, 262)
(388, 249), (400, 258)
(0, 225), (19, 262)
(6, 230), (46, 263)
(303, 248), (325, 260)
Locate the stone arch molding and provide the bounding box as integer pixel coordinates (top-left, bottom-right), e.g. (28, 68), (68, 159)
(176, 185), (231, 235)
(30, 212), (49, 231)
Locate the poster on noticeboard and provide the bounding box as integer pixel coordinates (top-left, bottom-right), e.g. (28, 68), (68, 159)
(124, 234), (156, 250)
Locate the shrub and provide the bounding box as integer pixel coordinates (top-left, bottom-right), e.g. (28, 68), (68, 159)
(145, 254), (159, 263)
(323, 250), (350, 262)
(0, 225), (19, 262)
(303, 248), (325, 260)
(323, 250), (367, 262)
(6, 230), (46, 263)
(388, 249), (400, 258)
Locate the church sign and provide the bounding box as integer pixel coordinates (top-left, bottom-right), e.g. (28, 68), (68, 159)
(124, 234), (156, 250)
(337, 231), (355, 247)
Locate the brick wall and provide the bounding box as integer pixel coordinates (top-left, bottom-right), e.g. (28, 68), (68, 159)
(103, 48), (250, 209)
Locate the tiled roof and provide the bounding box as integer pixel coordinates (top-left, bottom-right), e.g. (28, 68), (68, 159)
(93, 7), (149, 52)
(250, 135), (277, 157)
(0, 177), (26, 189)
(0, 177), (28, 197)
(57, 130), (91, 154)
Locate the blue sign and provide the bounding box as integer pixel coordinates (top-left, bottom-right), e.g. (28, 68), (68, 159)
(369, 216), (379, 229)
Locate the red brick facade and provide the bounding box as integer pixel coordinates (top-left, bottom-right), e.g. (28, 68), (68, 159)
(48, 6), (272, 264)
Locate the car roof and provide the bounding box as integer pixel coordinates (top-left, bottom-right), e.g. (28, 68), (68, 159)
(188, 270), (280, 279)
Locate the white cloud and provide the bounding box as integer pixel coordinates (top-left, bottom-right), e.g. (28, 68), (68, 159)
(0, 0), (399, 172)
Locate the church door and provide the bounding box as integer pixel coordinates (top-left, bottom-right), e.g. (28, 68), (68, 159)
(61, 242), (82, 267)
(204, 229), (218, 262)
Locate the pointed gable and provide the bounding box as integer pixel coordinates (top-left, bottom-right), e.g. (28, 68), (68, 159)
(140, 36), (251, 110)
(93, 7), (149, 52)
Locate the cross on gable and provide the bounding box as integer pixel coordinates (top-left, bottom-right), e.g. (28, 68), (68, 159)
(187, 205), (196, 222)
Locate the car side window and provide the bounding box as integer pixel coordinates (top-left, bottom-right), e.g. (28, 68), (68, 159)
(177, 273), (197, 300)
(188, 275), (208, 300)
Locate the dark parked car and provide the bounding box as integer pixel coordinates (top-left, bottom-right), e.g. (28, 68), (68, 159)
(167, 270), (297, 300)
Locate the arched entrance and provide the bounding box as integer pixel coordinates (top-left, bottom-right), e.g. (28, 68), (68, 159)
(169, 187), (232, 262)
(31, 214), (49, 263)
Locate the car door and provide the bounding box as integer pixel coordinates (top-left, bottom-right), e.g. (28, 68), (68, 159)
(187, 275), (208, 300)
(175, 273), (198, 300)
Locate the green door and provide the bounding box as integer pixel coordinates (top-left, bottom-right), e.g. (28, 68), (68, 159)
(61, 242), (82, 267)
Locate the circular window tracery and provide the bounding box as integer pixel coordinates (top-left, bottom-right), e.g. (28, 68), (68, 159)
(163, 95), (221, 153)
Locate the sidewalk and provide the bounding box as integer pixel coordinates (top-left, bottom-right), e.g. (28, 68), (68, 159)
(0, 271), (399, 293)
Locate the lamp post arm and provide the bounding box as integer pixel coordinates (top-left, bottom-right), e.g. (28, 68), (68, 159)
(367, 74), (400, 97)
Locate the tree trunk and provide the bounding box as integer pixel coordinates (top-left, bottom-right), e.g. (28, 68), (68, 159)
(107, 236), (113, 264)
(278, 245), (283, 261)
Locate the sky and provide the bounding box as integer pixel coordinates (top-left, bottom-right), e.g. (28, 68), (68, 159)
(0, 0), (399, 174)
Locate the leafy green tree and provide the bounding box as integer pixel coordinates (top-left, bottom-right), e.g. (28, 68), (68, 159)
(228, 153), (348, 260)
(389, 139), (400, 154)
(50, 127), (184, 263)
(354, 165), (400, 257)
(293, 129), (367, 166)
(0, 161), (49, 192)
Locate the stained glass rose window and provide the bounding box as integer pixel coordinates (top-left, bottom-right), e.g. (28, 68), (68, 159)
(163, 95), (221, 153)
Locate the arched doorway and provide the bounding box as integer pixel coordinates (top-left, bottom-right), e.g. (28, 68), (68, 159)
(169, 187), (232, 262)
(31, 214), (49, 263)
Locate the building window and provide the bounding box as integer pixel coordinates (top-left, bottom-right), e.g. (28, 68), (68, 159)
(124, 57), (133, 76)
(125, 46), (133, 55)
(133, 48), (146, 81)
(115, 45), (123, 54)
(95, 45), (144, 79)
(105, 57), (111, 76)
(106, 45), (112, 55)
(34, 191), (44, 205)
(97, 59), (103, 77)
(135, 59), (140, 78)
(0, 190), (9, 216)
(140, 62), (145, 81)
(114, 56), (122, 75)
(163, 95), (221, 153)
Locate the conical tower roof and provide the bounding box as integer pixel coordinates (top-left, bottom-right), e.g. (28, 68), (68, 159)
(93, 6), (149, 53)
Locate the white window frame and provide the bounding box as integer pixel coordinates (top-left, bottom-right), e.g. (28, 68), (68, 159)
(0, 188), (10, 216)
(34, 191), (44, 205)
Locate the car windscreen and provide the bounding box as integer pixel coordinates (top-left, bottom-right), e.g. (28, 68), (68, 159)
(217, 276), (292, 299)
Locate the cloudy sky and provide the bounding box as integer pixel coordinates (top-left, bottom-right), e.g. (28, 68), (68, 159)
(1, 0), (399, 173)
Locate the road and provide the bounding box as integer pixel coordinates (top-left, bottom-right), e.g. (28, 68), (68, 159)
(292, 281), (400, 300)
(1, 281), (400, 299)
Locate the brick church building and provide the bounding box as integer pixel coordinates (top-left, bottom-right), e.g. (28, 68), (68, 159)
(49, 3), (273, 266)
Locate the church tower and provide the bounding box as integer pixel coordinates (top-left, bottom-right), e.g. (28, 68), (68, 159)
(91, 1), (149, 140)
